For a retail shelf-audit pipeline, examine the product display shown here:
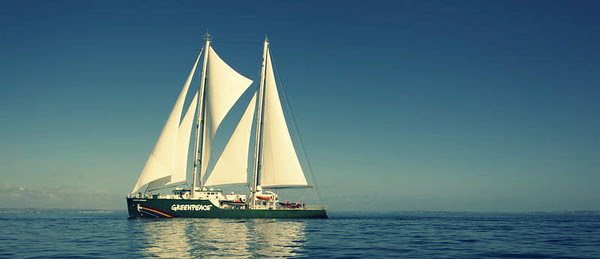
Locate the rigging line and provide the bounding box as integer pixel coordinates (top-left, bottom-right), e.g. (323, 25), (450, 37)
(214, 41), (262, 45)
(270, 48), (325, 205)
(298, 188), (311, 203)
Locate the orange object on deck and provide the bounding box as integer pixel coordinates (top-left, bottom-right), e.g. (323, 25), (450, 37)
(256, 195), (272, 200)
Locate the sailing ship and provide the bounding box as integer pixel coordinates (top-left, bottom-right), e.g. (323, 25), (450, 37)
(126, 35), (327, 218)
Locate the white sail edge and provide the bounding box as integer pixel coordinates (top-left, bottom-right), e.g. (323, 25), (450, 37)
(146, 176), (170, 192)
(205, 91), (257, 187)
(131, 51), (202, 194)
(147, 179), (188, 192)
(200, 46), (254, 183)
(260, 184), (314, 189)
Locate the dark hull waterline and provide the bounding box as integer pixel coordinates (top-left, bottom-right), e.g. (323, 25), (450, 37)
(127, 198), (328, 219)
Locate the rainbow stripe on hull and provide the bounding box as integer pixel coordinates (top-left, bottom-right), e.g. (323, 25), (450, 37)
(136, 205), (175, 218)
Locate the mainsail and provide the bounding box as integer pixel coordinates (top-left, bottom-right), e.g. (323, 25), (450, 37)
(132, 52), (202, 193)
(258, 44), (309, 188)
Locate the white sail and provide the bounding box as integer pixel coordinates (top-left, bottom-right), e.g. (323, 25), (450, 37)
(201, 46), (254, 182)
(131, 52), (201, 193)
(205, 92), (257, 186)
(170, 91), (198, 185)
(259, 48), (309, 188)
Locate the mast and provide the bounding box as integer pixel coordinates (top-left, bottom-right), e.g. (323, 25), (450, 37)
(191, 33), (211, 198)
(252, 37), (269, 194)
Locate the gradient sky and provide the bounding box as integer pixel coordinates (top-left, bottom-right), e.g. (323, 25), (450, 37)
(1, 0), (599, 212)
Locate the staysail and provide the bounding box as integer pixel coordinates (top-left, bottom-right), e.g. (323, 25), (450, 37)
(170, 91), (198, 185)
(258, 45), (309, 188)
(132, 51), (202, 193)
(200, 46), (254, 183)
(204, 92), (257, 186)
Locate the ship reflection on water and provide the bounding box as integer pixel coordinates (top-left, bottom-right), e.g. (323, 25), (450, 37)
(133, 219), (307, 257)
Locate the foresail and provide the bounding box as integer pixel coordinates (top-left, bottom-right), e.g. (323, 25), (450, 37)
(131, 52), (201, 193)
(205, 92), (257, 186)
(201, 46), (254, 182)
(259, 49), (309, 188)
(170, 91), (198, 185)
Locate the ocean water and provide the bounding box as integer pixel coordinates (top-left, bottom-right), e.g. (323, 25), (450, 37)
(1, 210), (599, 258)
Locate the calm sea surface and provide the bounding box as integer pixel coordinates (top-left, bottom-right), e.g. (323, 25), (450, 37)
(1, 209), (599, 258)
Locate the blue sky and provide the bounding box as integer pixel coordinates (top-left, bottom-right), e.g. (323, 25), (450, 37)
(1, 0), (599, 211)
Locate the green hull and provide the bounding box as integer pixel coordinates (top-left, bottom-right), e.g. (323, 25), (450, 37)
(127, 198), (327, 219)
